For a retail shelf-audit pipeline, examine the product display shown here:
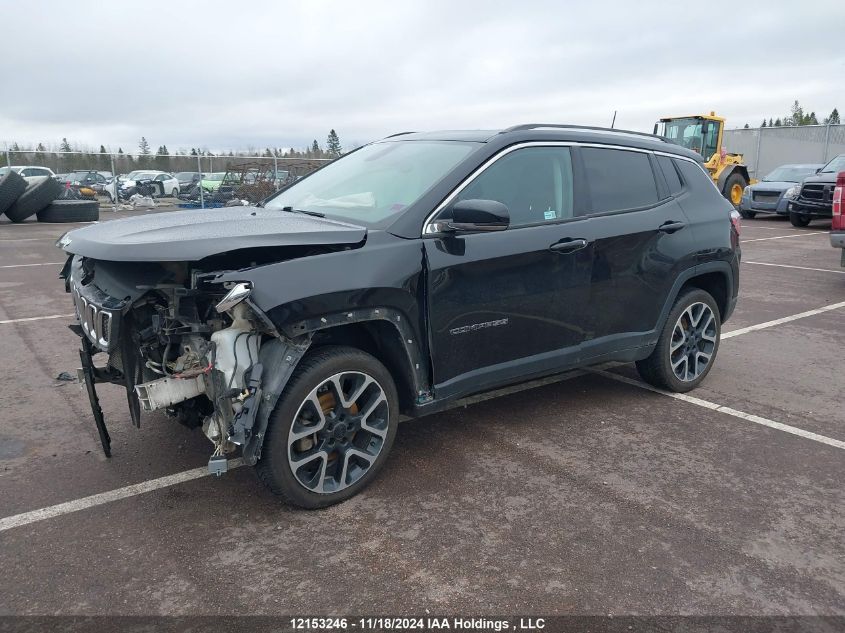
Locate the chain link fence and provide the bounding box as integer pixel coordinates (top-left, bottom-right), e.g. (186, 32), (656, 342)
(723, 124), (845, 178)
(2, 149), (331, 209)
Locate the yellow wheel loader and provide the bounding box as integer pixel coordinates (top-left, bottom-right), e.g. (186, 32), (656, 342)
(654, 112), (751, 208)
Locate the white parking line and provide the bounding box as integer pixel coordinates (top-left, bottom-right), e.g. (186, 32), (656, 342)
(0, 296), (841, 531)
(741, 232), (827, 243)
(0, 368), (600, 532)
(0, 313), (75, 325)
(0, 262), (64, 269)
(590, 369), (845, 451)
(743, 261), (845, 275)
(0, 460), (244, 533)
(721, 300), (845, 339)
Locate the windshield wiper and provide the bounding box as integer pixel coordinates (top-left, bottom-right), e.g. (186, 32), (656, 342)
(281, 206), (325, 218)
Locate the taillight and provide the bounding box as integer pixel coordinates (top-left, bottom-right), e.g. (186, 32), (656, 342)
(833, 171), (844, 231)
(730, 209), (741, 236)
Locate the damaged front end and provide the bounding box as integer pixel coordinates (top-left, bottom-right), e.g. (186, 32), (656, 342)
(61, 254), (309, 474)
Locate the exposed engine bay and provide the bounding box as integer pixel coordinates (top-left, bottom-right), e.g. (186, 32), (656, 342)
(61, 253), (311, 473)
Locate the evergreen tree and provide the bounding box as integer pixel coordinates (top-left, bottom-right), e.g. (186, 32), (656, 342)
(59, 137), (72, 153)
(743, 123), (750, 129)
(807, 112), (818, 125)
(786, 100), (803, 126)
(769, 118), (774, 127)
(761, 119), (767, 128)
(774, 118), (782, 127)
(190, 148), (198, 156)
(138, 137), (151, 155)
(326, 129), (342, 157)
(825, 108), (840, 125)
(311, 139), (321, 156)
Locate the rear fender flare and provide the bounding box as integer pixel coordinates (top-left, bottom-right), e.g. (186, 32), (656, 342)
(652, 262), (735, 342)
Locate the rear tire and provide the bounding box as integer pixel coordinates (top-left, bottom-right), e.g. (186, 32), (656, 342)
(0, 170), (27, 217)
(256, 345), (399, 509)
(723, 172), (747, 209)
(36, 199), (100, 223)
(789, 211), (811, 227)
(636, 288), (721, 393)
(5, 176), (63, 223)
(738, 209), (756, 219)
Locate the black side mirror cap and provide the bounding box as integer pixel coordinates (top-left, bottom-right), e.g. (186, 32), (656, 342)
(446, 199), (509, 232)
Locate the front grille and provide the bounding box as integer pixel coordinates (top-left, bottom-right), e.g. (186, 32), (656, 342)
(752, 191), (781, 203)
(800, 183), (829, 202)
(71, 283), (115, 349)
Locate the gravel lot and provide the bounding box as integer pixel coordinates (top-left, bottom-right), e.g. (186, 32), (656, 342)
(0, 209), (842, 623)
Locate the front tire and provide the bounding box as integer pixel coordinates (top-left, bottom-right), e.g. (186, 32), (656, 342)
(738, 208), (756, 219)
(789, 211), (811, 227)
(636, 288), (721, 393)
(256, 346), (399, 509)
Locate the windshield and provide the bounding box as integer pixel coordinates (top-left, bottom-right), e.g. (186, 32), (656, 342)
(175, 172), (196, 179)
(0, 167), (9, 177)
(67, 171), (91, 180)
(820, 155), (845, 173)
(125, 171), (143, 179)
(264, 140), (477, 225)
(763, 166), (819, 182)
(205, 173), (225, 181)
(661, 117), (719, 159)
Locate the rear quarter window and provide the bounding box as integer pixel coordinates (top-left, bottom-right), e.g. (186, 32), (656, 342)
(657, 155), (684, 196)
(581, 147), (659, 214)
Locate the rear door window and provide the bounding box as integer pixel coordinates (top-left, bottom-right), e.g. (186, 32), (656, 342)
(581, 147), (659, 214)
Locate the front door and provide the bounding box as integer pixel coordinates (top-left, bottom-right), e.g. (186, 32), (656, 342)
(423, 145), (593, 398)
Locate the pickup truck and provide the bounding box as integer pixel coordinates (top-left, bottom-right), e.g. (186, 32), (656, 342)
(831, 171), (844, 267)
(788, 154), (845, 227)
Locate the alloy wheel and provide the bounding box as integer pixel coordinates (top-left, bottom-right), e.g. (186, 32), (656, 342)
(287, 371), (389, 494)
(669, 302), (718, 382)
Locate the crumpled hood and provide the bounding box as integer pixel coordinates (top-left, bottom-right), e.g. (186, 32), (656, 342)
(59, 206), (367, 262)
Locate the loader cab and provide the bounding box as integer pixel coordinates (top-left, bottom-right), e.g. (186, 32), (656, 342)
(655, 114), (724, 163)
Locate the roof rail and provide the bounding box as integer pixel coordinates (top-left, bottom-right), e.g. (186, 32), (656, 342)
(500, 123), (670, 143)
(384, 131), (416, 138)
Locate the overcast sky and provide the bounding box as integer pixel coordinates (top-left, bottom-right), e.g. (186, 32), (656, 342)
(1, 0), (843, 154)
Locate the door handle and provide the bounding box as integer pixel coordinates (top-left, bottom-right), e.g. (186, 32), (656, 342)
(658, 220), (687, 233)
(549, 238), (589, 254)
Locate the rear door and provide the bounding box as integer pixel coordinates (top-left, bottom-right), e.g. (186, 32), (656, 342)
(572, 146), (697, 347)
(423, 145), (595, 397)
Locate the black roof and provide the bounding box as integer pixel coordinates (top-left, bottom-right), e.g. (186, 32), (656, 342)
(385, 124), (701, 161)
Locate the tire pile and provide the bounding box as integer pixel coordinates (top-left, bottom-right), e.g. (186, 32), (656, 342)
(0, 171), (99, 223)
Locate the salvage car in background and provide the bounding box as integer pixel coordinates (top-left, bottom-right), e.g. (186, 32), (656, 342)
(175, 171), (203, 191)
(104, 171), (180, 201)
(738, 163), (822, 219)
(788, 154), (845, 227)
(0, 165), (56, 181)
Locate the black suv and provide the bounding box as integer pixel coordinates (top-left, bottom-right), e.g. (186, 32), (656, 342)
(57, 124), (740, 508)
(788, 153), (845, 227)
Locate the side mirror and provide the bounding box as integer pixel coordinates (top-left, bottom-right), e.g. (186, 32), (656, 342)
(446, 199), (509, 232)
(816, 167), (822, 174)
